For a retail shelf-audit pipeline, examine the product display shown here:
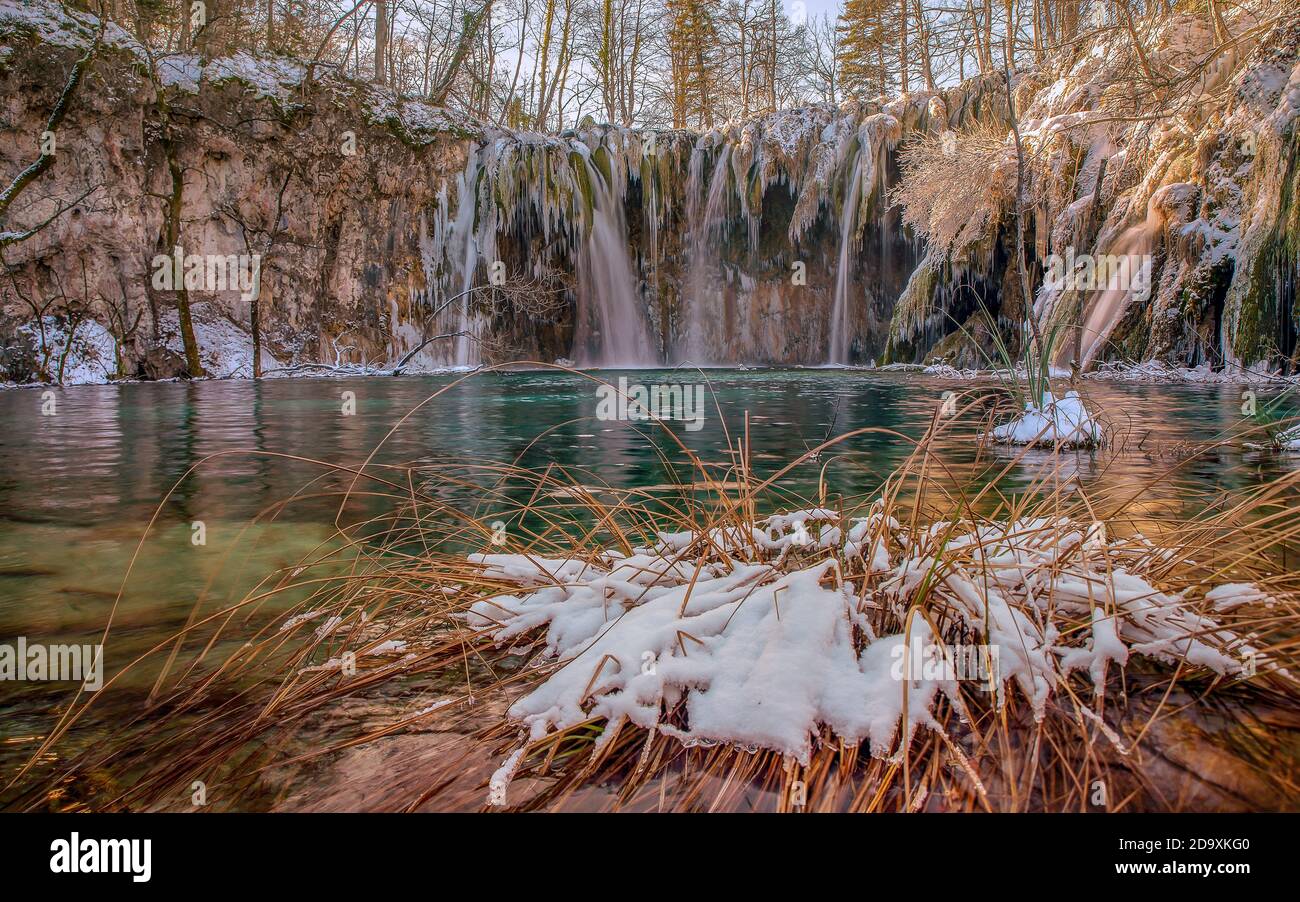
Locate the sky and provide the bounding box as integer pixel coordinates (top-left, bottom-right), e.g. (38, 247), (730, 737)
(799, 0), (844, 20)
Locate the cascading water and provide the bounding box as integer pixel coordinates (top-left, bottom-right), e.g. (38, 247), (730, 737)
(1054, 198), (1161, 371)
(413, 150), (483, 369)
(573, 151), (656, 367)
(450, 152), (482, 367)
(428, 104), (917, 370)
(681, 141), (733, 364)
(829, 138), (866, 365)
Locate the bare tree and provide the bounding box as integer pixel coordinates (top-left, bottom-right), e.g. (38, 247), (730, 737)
(0, 21), (103, 248)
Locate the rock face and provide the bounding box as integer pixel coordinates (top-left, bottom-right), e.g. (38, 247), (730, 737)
(1, 0), (477, 380)
(0, 0), (1296, 383)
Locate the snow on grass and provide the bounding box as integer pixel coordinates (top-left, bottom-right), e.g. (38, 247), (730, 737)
(989, 390), (1100, 448)
(1087, 360), (1297, 385)
(1205, 582), (1276, 612)
(1271, 425), (1300, 452)
(465, 506), (1264, 799)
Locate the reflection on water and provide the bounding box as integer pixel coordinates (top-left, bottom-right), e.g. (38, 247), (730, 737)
(0, 370), (1294, 783)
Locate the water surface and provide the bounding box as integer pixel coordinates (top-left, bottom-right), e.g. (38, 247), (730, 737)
(0, 369), (1294, 787)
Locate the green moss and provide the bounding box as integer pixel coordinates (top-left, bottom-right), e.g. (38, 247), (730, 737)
(1107, 300), (1151, 362)
(927, 325), (972, 362)
(1232, 132), (1300, 364)
(591, 144), (613, 187)
(569, 150), (594, 224)
(883, 262), (939, 363)
(1232, 261), (1272, 362)
(376, 113), (421, 150)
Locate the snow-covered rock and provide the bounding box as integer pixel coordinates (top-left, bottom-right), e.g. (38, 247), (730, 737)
(990, 391), (1100, 448)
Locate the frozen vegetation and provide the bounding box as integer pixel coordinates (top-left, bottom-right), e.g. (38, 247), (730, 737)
(465, 505), (1268, 802)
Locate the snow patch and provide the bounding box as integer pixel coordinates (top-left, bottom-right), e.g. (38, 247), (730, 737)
(990, 391), (1100, 448)
(15, 316), (117, 384)
(157, 304), (278, 379)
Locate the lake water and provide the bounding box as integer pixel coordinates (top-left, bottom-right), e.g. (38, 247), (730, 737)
(1, 369), (1295, 793)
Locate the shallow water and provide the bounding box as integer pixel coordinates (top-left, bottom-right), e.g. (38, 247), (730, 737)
(0, 369), (1295, 792)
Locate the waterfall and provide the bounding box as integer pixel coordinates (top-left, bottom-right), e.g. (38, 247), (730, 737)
(1055, 199), (1161, 371)
(573, 151), (656, 368)
(450, 151), (481, 367)
(829, 140), (865, 365)
(434, 107), (916, 370)
(413, 149), (483, 369)
(682, 141), (733, 364)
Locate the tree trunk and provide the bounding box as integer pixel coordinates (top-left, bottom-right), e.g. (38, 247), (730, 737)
(430, 3), (495, 106)
(179, 0), (191, 50)
(535, 0), (558, 123)
(1003, 0), (1014, 73)
(194, 0), (233, 60)
(913, 0), (935, 91)
(373, 0), (387, 86)
(982, 0), (993, 73)
(600, 0), (615, 122)
(140, 41), (203, 377)
(898, 0), (908, 95)
(1116, 0), (1156, 84)
(251, 290), (262, 378)
(166, 151), (203, 378)
(1207, 0), (1231, 44)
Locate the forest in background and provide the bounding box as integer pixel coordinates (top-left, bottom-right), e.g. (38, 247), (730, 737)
(61, 0), (1253, 131)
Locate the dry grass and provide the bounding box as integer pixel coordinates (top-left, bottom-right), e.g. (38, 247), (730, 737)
(893, 122), (1015, 260)
(9, 369), (1300, 813)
